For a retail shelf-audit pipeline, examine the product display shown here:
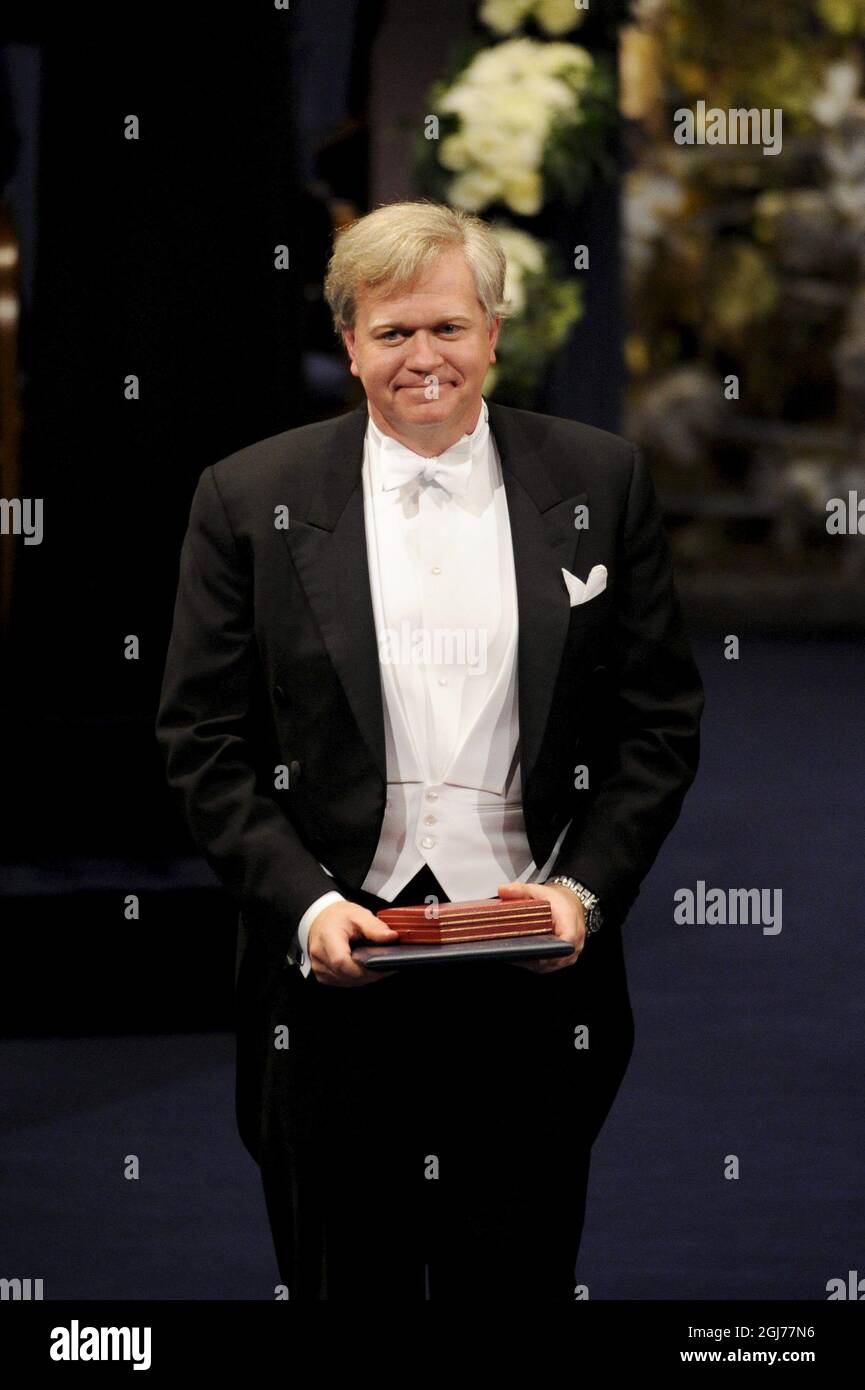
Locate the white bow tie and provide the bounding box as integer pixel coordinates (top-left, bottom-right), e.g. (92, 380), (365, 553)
(379, 432), (474, 498)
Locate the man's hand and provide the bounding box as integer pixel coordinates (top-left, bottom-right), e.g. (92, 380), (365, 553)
(497, 880), (585, 973)
(307, 900), (400, 986)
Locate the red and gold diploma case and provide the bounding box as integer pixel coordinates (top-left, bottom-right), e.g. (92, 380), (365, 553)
(352, 896), (575, 969)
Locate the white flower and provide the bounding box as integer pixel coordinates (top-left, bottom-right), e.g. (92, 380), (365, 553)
(493, 222), (546, 272)
(439, 133), (471, 172)
(448, 169), (507, 212)
(480, 0), (585, 38)
(436, 38), (594, 213)
(811, 61), (861, 128)
(479, 0), (534, 34)
(535, 0), (585, 36)
(502, 171), (545, 215)
(491, 223), (546, 313)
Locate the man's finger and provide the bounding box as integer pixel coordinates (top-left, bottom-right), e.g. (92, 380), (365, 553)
(352, 918), (401, 944)
(315, 938), (401, 985)
(513, 947), (581, 974)
(497, 881), (539, 899)
(316, 942), (373, 983)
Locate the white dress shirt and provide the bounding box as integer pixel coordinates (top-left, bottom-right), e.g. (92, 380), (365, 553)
(290, 397), (571, 975)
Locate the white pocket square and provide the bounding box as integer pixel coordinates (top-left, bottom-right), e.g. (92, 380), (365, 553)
(562, 564), (608, 607)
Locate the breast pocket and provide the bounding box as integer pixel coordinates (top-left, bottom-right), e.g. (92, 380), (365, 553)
(567, 587), (612, 634)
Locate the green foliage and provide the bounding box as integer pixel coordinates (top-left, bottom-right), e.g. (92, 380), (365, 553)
(544, 59), (619, 207)
(489, 266), (583, 406)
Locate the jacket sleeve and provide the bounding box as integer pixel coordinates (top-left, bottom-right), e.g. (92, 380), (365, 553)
(155, 465), (338, 958)
(550, 445), (705, 927)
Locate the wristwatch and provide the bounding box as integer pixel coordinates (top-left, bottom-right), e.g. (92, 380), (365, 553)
(544, 875), (603, 935)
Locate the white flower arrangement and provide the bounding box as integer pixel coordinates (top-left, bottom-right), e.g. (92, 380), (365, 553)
(490, 222), (546, 314)
(436, 38), (595, 215)
(482, 221), (583, 403)
(479, 0), (586, 37)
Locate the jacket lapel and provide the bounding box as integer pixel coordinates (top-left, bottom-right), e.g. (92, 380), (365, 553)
(487, 401), (587, 784)
(282, 399), (587, 790)
(282, 401), (388, 781)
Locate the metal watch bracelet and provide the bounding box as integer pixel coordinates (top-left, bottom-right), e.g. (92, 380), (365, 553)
(544, 875), (603, 934)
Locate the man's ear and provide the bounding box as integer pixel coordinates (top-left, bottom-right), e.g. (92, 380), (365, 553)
(488, 314), (501, 364)
(342, 326), (360, 378)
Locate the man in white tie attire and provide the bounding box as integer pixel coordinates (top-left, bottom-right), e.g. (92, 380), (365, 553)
(156, 201), (705, 1299)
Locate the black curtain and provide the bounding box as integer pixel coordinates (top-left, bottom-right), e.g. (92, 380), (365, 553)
(2, 7), (304, 859)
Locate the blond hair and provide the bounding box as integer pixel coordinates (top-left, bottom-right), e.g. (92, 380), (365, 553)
(323, 200), (510, 335)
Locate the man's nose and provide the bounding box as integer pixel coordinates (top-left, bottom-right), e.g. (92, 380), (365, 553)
(404, 330), (444, 371)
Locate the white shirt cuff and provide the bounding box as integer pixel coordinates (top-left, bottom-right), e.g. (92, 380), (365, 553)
(291, 891), (345, 978)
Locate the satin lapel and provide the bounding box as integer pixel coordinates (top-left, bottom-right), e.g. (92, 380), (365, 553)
(487, 401), (587, 786)
(282, 401), (388, 783)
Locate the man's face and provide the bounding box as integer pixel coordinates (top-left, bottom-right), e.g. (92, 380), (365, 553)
(341, 247), (500, 444)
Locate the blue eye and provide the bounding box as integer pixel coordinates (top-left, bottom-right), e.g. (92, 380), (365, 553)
(378, 324), (460, 341)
